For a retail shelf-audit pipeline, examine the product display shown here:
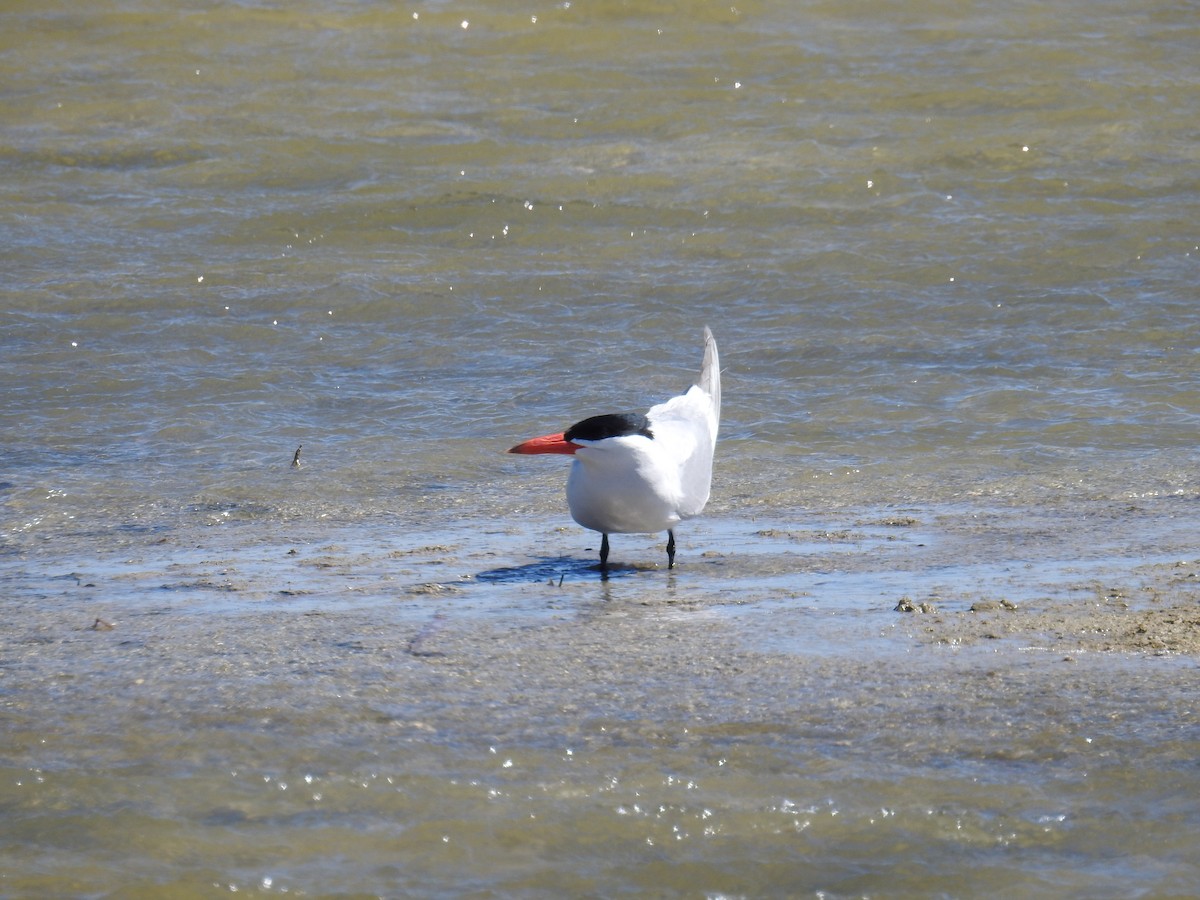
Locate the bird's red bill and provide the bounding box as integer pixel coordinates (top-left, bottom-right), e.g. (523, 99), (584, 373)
(508, 432), (581, 455)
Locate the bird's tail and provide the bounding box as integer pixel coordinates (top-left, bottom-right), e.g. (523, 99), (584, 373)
(699, 326), (721, 425)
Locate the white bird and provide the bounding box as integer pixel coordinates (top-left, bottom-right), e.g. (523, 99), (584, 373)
(509, 327), (720, 570)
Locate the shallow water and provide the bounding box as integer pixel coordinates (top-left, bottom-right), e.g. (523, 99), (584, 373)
(3, 0), (1200, 896)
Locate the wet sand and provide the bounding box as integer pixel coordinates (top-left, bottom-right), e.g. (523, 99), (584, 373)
(901, 586), (1200, 656)
(7, 494), (1200, 738)
(3, 496), (1200, 895)
(7, 543), (1199, 815)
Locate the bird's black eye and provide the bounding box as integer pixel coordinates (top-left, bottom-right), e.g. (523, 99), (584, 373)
(565, 412), (654, 442)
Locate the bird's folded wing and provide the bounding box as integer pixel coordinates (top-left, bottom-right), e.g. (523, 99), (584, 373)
(650, 383), (717, 438)
(646, 387), (715, 464)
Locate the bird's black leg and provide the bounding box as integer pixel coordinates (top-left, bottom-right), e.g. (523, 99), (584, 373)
(666, 529), (676, 569)
(600, 533), (610, 570)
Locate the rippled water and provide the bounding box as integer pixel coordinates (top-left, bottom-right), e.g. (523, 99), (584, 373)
(3, 0), (1200, 896)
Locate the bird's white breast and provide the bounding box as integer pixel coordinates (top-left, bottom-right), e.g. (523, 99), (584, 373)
(565, 436), (685, 535)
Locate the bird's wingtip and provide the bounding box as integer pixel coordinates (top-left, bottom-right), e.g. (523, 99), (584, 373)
(698, 326), (720, 419)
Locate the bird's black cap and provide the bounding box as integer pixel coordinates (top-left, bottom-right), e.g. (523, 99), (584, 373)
(565, 412), (654, 443)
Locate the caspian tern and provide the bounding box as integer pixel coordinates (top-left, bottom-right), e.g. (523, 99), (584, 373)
(509, 327), (720, 571)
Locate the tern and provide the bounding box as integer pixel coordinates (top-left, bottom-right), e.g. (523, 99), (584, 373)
(509, 327), (720, 571)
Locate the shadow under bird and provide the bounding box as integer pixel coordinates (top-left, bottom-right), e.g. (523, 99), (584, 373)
(509, 327), (721, 571)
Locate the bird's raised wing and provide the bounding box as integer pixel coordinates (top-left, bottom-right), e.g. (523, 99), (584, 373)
(645, 328), (720, 517)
